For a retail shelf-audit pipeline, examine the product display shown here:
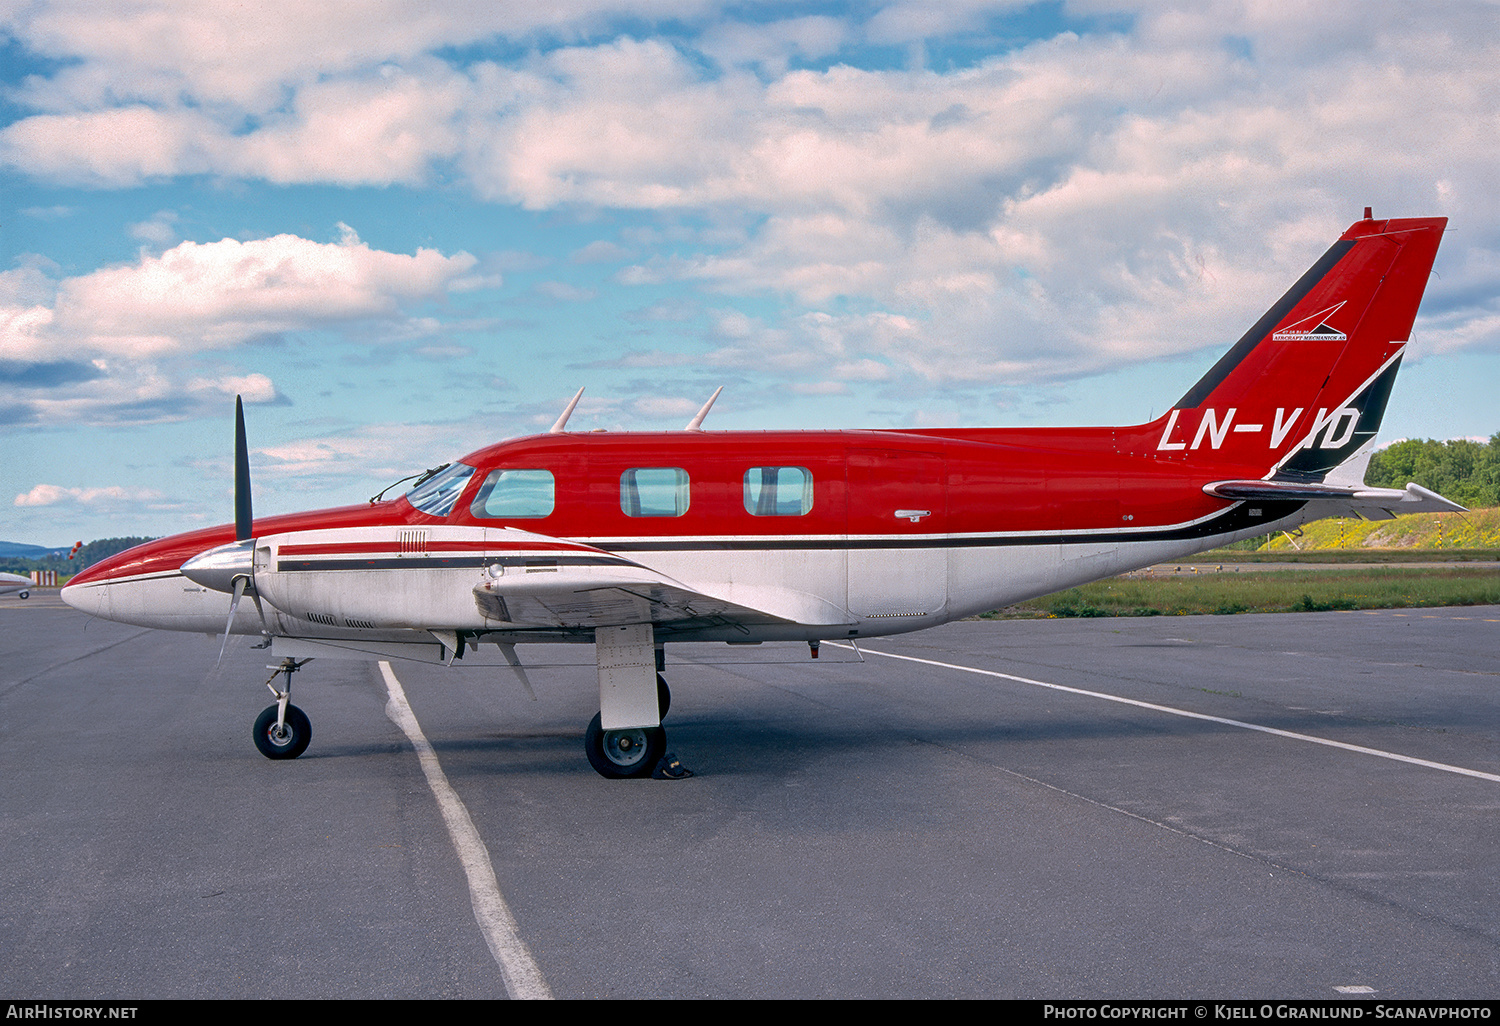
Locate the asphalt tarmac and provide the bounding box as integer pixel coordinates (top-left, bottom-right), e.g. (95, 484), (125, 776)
(3, 594), (1498, 999)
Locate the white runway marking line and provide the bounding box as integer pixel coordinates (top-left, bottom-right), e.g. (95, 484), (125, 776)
(842, 646), (1500, 786)
(379, 660), (553, 1000)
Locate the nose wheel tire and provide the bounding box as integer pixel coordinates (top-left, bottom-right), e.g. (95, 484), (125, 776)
(584, 713), (666, 779)
(253, 704), (312, 760)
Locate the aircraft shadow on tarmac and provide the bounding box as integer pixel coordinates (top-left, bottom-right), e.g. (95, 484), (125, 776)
(293, 707), (1411, 780)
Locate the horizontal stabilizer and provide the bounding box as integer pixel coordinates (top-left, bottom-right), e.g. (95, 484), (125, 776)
(1203, 479), (1466, 519)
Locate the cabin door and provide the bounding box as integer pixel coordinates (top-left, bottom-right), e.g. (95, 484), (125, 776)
(845, 449), (948, 620)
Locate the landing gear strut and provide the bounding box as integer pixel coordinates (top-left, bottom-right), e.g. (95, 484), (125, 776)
(253, 657), (312, 760)
(584, 622), (677, 778)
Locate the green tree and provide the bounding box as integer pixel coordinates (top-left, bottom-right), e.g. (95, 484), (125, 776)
(1366, 435), (1500, 507)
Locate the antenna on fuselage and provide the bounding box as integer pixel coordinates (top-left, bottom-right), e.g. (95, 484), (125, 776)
(549, 387), (584, 433)
(684, 386), (723, 431)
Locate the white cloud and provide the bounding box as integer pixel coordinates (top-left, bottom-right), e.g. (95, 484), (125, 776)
(3, 1), (1499, 393)
(128, 210), (180, 247)
(5, 358), (258, 427)
(0, 303), (56, 354)
(790, 380), (848, 395)
(227, 64), (470, 186)
(15, 483), (162, 506)
(698, 15), (849, 75)
(0, 106), (222, 187)
(630, 396), (701, 419)
(571, 239), (633, 263)
(186, 373), (279, 403)
(865, 1), (1011, 46)
(253, 419), (483, 485)
(3, 229), (477, 362)
(0, 229), (477, 425)
(2, 0), (719, 112)
(413, 343), (477, 360)
(19, 205), (75, 219)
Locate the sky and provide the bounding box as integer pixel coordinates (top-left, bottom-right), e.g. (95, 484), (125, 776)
(3, 0), (1498, 545)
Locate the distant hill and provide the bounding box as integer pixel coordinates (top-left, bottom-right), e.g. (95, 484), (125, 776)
(0, 537), (155, 577)
(0, 540), (68, 558)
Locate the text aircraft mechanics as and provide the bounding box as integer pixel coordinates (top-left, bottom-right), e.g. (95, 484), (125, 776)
(62, 212), (1464, 778)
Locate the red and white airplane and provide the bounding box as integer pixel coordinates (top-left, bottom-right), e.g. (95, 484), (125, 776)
(62, 212), (1462, 777)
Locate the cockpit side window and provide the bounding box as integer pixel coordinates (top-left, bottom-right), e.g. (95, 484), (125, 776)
(471, 469), (556, 519)
(405, 462), (475, 517)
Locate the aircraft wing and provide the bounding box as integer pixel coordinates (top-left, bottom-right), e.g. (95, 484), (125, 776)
(246, 523), (853, 644)
(472, 562), (854, 634)
(1203, 479), (1465, 520)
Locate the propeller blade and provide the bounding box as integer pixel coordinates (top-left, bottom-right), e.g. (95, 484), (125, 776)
(216, 575), (248, 667)
(234, 395), (253, 542)
(249, 588), (269, 634)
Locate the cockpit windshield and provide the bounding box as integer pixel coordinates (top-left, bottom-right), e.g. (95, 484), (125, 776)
(405, 462), (475, 517)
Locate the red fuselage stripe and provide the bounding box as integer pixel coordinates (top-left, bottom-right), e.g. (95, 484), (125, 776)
(275, 540), (597, 556)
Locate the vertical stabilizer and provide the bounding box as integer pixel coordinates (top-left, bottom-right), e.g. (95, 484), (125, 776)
(1134, 215), (1446, 479)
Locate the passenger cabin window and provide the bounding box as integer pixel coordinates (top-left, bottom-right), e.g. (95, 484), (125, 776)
(621, 468), (689, 517)
(471, 469), (555, 519)
(405, 462), (475, 517)
(744, 466), (813, 516)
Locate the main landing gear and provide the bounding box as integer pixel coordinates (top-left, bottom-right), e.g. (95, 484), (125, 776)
(583, 674), (672, 779)
(584, 712), (666, 778)
(585, 621), (688, 779)
(253, 657), (312, 760)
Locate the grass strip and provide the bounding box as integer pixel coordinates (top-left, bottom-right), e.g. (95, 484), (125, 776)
(1197, 548), (1500, 564)
(983, 567), (1500, 619)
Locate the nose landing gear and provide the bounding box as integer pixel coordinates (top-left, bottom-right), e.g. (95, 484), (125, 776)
(254, 703), (311, 759)
(253, 657), (312, 760)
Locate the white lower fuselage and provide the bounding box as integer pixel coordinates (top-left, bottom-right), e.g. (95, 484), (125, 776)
(60, 504), (1312, 662)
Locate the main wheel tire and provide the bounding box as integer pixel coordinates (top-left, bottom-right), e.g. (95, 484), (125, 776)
(253, 704), (312, 760)
(657, 674), (671, 719)
(17, 591), (28, 599)
(584, 712), (665, 779)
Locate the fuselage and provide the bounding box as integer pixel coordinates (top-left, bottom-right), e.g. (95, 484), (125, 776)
(61, 423), (1304, 646)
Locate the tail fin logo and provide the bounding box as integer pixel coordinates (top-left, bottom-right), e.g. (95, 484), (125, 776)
(1272, 301), (1348, 342)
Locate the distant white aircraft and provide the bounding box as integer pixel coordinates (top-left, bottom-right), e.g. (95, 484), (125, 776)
(1, 571), (32, 599)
